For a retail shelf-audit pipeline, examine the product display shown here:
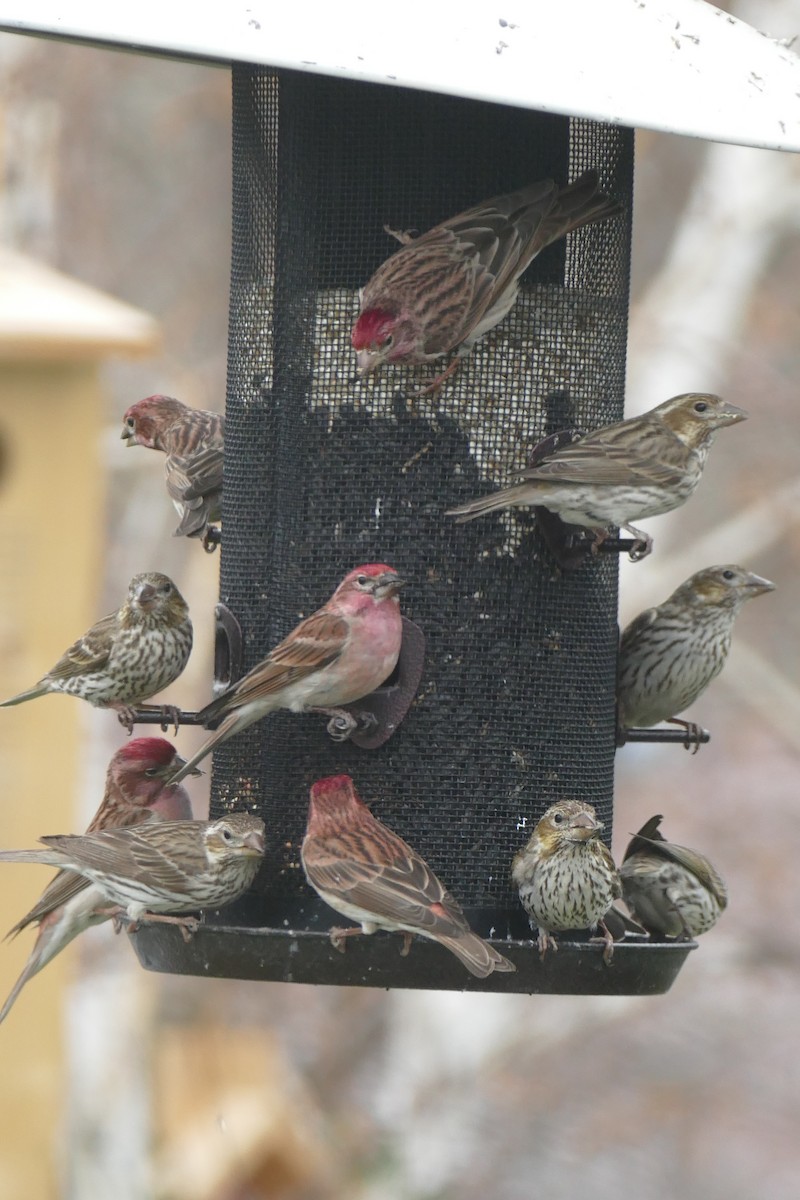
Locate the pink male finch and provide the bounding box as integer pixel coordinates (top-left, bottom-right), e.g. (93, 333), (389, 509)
(352, 170), (620, 386)
(0, 572), (193, 731)
(0, 738), (198, 1025)
(121, 395), (224, 550)
(301, 775), (515, 978)
(620, 815), (727, 939)
(0, 814), (265, 935)
(167, 564), (405, 784)
(447, 393), (747, 557)
(617, 564), (775, 741)
(512, 800), (621, 963)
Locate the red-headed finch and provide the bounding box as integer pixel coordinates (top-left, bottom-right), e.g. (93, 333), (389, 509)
(0, 572), (192, 731)
(447, 393), (746, 557)
(0, 814), (265, 936)
(168, 565), (405, 784)
(301, 775), (515, 977)
(512, 800), (621, 963)
(121, 395), (224, 549)
(0, 738), (198, 1025)
(352, 170), (619, 387)
(617, 564), (775, 741)
(620, 815), (727, 939)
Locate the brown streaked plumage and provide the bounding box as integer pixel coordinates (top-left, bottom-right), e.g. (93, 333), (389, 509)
(512, 800), (621, 962)
(0, 814), (265, 932)
(617, 564), (774, 739)
(0, 573), (193, 729)
(0, 739), (198, 1025)
(352, 170), (620, 383)
(620, 815), (727, 939)
(447, 393), (746, 557)
(302, 775), (516, 978)
(121, 395), (224, 547)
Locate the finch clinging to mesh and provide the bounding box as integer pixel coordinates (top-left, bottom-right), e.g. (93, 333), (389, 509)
(0, 814), (265, 936)
(0, 572), (193, 731)
(302, 775), (516, 978)
(620, 815), (727, 939)
(352, 170), (620, 388)
(617, 564), (774, 742)
(512, 800), (621, 963)
(0, 738), (198, 1025)
(447, 393), (747, 558)
(167, 564), (406, 784)
(121, 395), (224, 550)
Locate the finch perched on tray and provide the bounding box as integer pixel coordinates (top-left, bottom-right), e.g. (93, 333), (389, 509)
(121, 395), (224, 551)
(0, 738), (198, 1024)
(0, 814), (265, 937)
(620, 815), (727, 939)
(352, 169), (620, 390)
(617, 564), (774, 745)
(512, 800), (621, 963)
(0, 572), (193, 732)
(447, 392), (746, 559)
(301, 774), (515, 978)
(167, 564), (406, 784)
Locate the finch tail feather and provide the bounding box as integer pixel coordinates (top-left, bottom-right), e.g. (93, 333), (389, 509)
(446, 484), (534, 523)
(167, 712), (242, 783)
(0, 683), (50, 707)
(437, 933), (517, 977)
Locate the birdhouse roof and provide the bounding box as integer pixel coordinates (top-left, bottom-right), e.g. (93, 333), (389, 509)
(0, 250), (161, 360)
(2, 0), (800, 151)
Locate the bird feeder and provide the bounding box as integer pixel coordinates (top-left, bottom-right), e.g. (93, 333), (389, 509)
(5, 0), (800, 996)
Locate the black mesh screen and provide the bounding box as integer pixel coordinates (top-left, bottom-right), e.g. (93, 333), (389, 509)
(212, 66), (633, 944)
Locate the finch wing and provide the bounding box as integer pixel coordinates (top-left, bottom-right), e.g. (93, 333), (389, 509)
(520, 417), (688, 489)
(308, 834), (471, 937)
(209, 609), (349, 713)
(619, 606), (660, 654)
(40, 822), (207, 893)
(165, 444), (224, 505)
(627, 833), (727, 908)
(45, 612), (119, 681)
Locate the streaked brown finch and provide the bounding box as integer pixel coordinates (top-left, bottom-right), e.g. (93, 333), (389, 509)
(620, 815), (727, 939)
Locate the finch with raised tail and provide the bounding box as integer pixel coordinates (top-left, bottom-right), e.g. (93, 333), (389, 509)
(512, 800), (621, 963)
(301, 775), (515, 978)
(620, 815), (727, 939)
(0, 814), (265, 935)
(121, 395), (224, 549)
(167, 564), (405, 784)
(0, 572), (192, 731)
(617, 564), (775, 741)
(447, 393), (746, 558)
(0, 739), (198, 1024)
(352, 170), (619, 387)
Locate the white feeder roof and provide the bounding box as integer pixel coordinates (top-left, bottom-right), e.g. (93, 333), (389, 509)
(2, 0), (800, 151)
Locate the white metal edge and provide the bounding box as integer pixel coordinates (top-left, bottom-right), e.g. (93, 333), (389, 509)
(1, 0), (800, 150)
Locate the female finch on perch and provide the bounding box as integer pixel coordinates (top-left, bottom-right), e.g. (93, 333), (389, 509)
(512, 800), (621, 963)
(447, 393), (746, 559)
(0, 571), (193, 731)
(0, 814), (265, 937)
(301, 775), (515, 978)
(617, 564), (774, 743)
(620, 815), (727, 939)
(121, 395), (224, 551)
(0, 738), (199, 1025)
(167, 564), (406, 784)
(352, 169), (620, 388)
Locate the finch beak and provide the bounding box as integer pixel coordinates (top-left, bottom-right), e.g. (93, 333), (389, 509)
(243, 830), (265, 855)
(121, 427), (135, 443)
(568, 812), (603, 840)
(718, 401), (748, 425)
(744, 574), (775, 597)
(135, 582), (157, 607)
(356, 349), (378, 377)
(377, 572), (405, 594)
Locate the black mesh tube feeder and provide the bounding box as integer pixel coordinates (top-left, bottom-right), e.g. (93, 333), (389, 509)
(7, 4), (800, 995)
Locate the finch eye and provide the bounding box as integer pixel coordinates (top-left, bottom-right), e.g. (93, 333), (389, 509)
(160, 582), (172, 594)
(693, 400), (708, 413)
(221, 827), (233, 843)
(722, 569), (735, 580)
(552, 812), (564, 825)
(144, 767), (159, 777)
(126, 416), (135, 427)
(356, 575), (368, 587)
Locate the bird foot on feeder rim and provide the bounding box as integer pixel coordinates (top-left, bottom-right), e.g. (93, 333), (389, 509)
(666, 716), (706, 754)
(537, 931), (558, 962)
(201, 525), (221, 553)
(127, 702), (183, 735)
(113, 704), (138, 735)
(312, 706), (362, 742)
(621, 524), (653, 562)
(590, 920), (616, 966)
(329, 925), (364, 953)
(117, 910), (201, 942)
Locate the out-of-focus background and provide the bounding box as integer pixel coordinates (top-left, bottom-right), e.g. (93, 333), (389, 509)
(2, 2), (800, 1196)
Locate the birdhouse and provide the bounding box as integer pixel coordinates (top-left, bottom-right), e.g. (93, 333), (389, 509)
(4, 1), (800, 997)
